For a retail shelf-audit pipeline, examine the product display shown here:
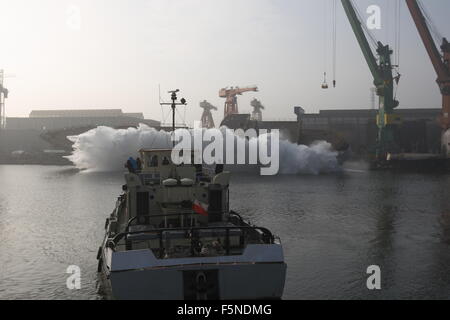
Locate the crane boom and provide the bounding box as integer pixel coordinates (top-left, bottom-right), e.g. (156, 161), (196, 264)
(341, 0), (380, 84)
(405, 0), (450, 83)
(219, 86), (258, 98)
(405, 0), (450, 137)
(341, 0), (400, 161)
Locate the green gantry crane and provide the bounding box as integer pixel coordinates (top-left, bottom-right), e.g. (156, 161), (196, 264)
(341, 0), (401, 164)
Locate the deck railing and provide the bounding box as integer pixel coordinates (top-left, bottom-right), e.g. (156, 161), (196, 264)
(125, 211), (246, 232)
(108, 225), (275, 258)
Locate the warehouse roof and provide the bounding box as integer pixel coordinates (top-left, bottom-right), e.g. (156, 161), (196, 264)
(29, 109), (144, 119)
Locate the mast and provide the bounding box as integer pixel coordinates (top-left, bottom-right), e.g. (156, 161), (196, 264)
(160, 89), (187, 147)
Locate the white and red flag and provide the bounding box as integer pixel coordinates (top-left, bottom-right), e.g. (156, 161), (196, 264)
(192, 200), (208, 217)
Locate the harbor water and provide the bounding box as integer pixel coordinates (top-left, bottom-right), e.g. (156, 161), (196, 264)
(0, 165), (449, 300)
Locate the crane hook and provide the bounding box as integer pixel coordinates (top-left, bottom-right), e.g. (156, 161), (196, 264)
(322, 72), (329, 89)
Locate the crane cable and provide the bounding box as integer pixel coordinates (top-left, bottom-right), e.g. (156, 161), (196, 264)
(393, 0), (401, 100)
(323, 0), (328, 88)
(417, 0), (443, 47)
(322, 0), (337, 89)
(332, 0), (337, 88)
(396, 0), (402, 68)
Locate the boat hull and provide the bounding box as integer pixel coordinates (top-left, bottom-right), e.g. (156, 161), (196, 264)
(108, 262), (286, 300)
(99, 243), (287, 300)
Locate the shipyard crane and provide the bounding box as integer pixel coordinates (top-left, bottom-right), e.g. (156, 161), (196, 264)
(250, 98), (265, 122)
(219, 86), (258, 118)
(199, 100), (217, 129)
(0, 70), (9, 130)
(405, 0), (450, 157)
(341, 0), (401, 163)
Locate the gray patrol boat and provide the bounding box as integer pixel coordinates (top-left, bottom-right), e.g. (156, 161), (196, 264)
(97, 90), (286, 300)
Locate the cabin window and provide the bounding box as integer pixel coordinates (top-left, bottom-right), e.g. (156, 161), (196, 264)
(149, 155), (158, 167)
(162, 156), (170, 166)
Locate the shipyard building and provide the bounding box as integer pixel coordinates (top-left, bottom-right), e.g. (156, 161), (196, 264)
(0, 109), (160, 164)
(221, 108), (442, 156)
(6, 109), (159, 131)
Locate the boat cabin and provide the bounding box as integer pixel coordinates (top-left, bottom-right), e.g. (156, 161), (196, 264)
(118, 149), (231, 231)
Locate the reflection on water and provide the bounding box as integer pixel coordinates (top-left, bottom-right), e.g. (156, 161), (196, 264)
(0, 165), (449, 299)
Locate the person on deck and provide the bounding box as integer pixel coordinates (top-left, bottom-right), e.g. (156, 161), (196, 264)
(136, 158), (143, 172)
(125, 157), (138, 173)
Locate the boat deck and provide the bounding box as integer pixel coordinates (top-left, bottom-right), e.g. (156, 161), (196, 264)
(108, 220), (276, 259)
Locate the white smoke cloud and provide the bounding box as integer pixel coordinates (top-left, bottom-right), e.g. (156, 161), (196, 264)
(278, 140), (340, 175)
(66, 124), (340, 175)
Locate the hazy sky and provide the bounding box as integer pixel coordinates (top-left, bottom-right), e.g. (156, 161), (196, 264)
(0, 0), (449, 126)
